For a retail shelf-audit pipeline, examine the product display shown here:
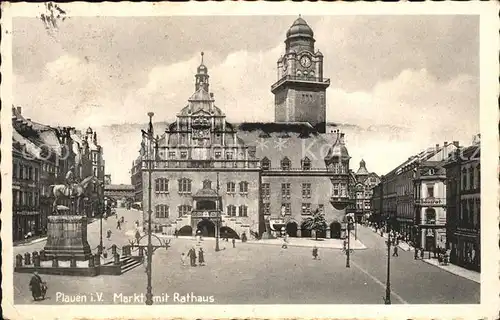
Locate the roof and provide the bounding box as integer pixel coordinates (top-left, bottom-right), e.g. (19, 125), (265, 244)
(286, 16), (314, 38)
(193, 187), (219, 198)
(105, 184), (135, 191)
(236, 125), (345, 170)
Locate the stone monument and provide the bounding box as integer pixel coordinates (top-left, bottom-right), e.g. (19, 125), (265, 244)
(43, 175), (98, 261)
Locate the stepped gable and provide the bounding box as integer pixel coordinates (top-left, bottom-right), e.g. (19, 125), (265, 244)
(236, 122), (337, 170)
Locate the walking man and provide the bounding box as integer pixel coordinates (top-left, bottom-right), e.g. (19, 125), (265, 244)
(392, 245), (399, 257)
(116, 220), (121, 230)
(312, 246), (319, 260)
(198, 248), (205, 266)
(232, 238), (236, 248)
(188, 246), (197, 266)
(29, 271), (45, 301)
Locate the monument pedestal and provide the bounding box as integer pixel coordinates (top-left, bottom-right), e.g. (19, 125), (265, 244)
(44, 215), (92, 261)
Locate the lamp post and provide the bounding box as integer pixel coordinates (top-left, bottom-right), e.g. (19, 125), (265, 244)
(141, 111), (159, 306)
(344, 216), (353, 268)
(384, 216), (392, 305)
(215, 172), (221, 252)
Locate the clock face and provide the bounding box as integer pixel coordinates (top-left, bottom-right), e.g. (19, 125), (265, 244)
(300, 55), (312, 68)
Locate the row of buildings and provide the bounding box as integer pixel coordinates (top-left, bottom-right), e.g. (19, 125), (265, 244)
(130, 17), (380, 240)
(371, 136), (481, 271)
(12, 106), (106, 241)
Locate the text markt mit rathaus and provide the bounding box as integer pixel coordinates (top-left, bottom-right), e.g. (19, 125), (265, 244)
(114, 292), (215, 304)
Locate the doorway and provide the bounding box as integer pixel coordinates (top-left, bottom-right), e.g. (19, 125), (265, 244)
(197, 219), (216, 237)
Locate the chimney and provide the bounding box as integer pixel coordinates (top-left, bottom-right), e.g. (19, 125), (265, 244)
(340, 133), (345, 145)
(16, 106), (21, 114)
(444, 141), (448, 146)
(210, 93), (214, 98)
(453, 141), (460, 147)
(27, 118), (31, 121)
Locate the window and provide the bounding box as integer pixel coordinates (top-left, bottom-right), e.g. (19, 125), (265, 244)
(263, 203), (271, 215)
(262, 183), (271, 200)
(203, 179), (212, 189)
(178, 178), (192, 194)
(469, 167), (474, 190)
(227, 182), (236, 194)
(340, 183), (348, 197)
(155, 178), (169, 192)
(333, 184), (339, 196)
(180, 151), (188, 159)
(302, 183), (311, 199)
(301, 203), (312, 215)
(427, 184), (434, 198)
(239, 181), (249, 194)
(168, 151), (176, 158)
(301, 157), (311, 170)
(13, 163), (18, 179)
(215, 151), (221, 159)
(28, 167), (33, 180)
(282, 203), (291, 215)
(155, 205), (169, 218)
(261, 157), (270, 170)
(178, 205), (192, 217)
(34, 168), (39, 182)
(281, 157), (291, 170)
(281, 183), (291, 200)
(476, 165), (481, 189)
(227, 205), (237, 217)
(93, 168), (97, 177)
(425, 208), (436, 224)
(461, 168), (467, 190)
(239, 205), (248, 217)
(226, 152), (233, 160)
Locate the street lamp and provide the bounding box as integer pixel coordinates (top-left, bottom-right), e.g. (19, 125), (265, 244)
(384, 216), (392, 305)
(215, 172), (221, 252)
(141, 111), (159, 306)
(344, 216), (354, 268)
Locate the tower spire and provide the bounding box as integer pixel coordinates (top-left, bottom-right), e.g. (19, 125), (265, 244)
(201, 51), (204, 64)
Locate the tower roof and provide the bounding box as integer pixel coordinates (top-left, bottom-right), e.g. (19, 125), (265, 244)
(286, 16), (314, 39)
(356, 159), (369, 175)
(197, 52), (208, 74)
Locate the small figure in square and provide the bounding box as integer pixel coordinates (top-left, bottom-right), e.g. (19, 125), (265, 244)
(180, 252), (187, 266)
(198, 248), (205, 266)
(312, 246), (319, 260)
(106, 228), (112, 240)
(392, 245), (399, 257)
(232, 238), (236, 248)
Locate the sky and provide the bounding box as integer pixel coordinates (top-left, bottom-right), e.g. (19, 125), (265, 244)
(12, 15), (479, 184)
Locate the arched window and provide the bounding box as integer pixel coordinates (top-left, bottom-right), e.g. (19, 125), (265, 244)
(261, 157), (270, 170)
(239, 181), (249, 194)
(155, 205), (169, 218)
(296, 71), (302, 77)
(227, 205), (237, 217)
(226, 182), (236, 194)
(239, 205), (248, 217)
(301, 157), (311, 170)
(461, 168), (467, 190)
(281, 157), (291, 170)
(178, 178), (192, 194)
(309, 71), (315, 78)
(155, 178), (169, 192)
(425, 208), (436, 224)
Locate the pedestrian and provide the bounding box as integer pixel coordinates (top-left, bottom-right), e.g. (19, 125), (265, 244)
(29, 271), (45, 301)
(198, 248), (205, 266)
(232, 238), (236, 248)
(312, 246), (318, 260)
(106, 228), (112, 240)
(392, 245), (398, 257)
(174, 228), (178, 238)
(116, 220), (121, 230)
(180, 252), (187, 266)
(188, 246), (197, 266)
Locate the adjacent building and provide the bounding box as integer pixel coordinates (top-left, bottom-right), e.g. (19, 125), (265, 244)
(351, 160), (380, 223)
(12, 106), (105, 240)
(444, 135), (480, 271)
(133, 17), (353, 239)
(373, 141), (459, 251)
(104, 183), (135, 207)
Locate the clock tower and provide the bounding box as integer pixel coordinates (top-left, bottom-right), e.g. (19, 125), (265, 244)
(271, 16), (330, 133)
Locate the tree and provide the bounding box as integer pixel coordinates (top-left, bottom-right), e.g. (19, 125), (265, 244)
(302, 209), (327, 240)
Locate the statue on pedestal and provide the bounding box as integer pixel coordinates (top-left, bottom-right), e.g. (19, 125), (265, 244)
(51, 174), (99, 215)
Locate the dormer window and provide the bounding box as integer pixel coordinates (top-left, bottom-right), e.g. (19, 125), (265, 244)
(203, 179), (212, 189)
(261, 157), (270, 170)
(281, 157), (291, 170)
(301, 157), (311, 170)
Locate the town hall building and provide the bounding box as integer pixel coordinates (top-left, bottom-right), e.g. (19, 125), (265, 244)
(133, 16), (353, 239)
